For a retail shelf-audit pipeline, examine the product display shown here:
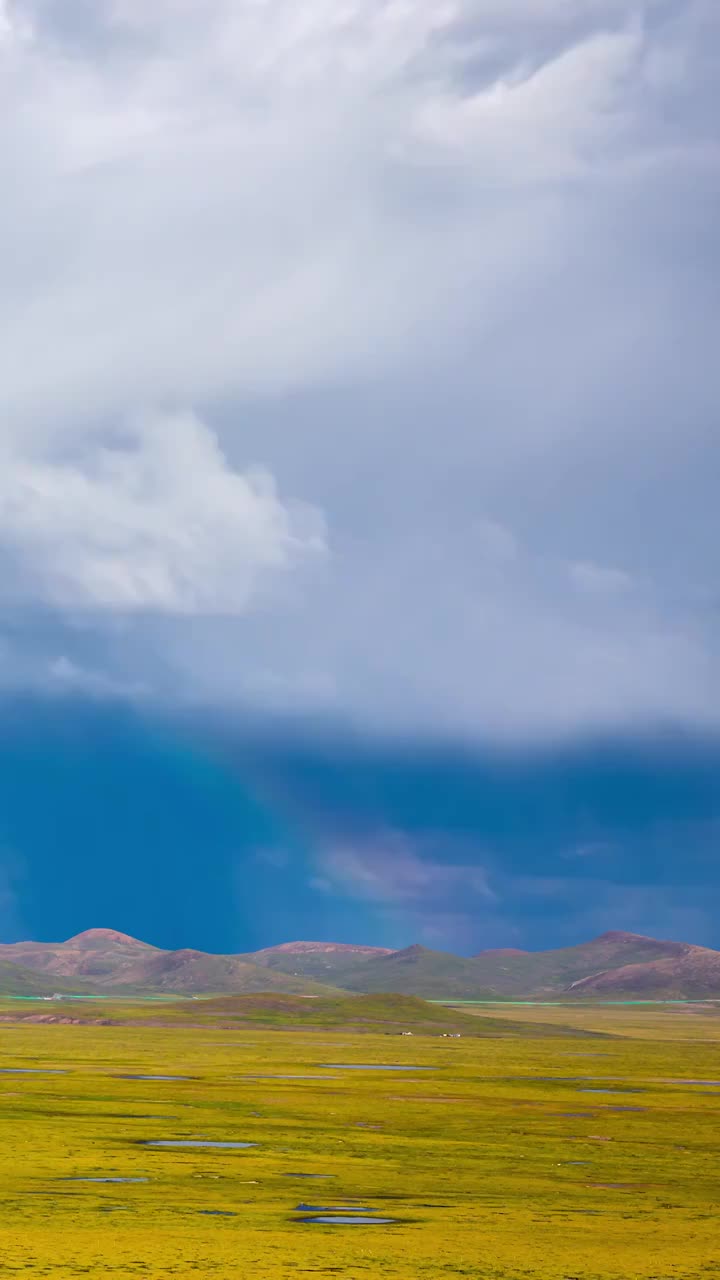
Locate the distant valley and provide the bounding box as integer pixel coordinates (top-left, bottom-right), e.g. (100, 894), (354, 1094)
(1, 927), (719, 1001)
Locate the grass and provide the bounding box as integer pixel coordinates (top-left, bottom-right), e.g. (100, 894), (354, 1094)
(442, 999), (720, 1041)
(0, 1002), (717, 1278)
(0, 958), (95, 997)
(0, 991), (602, 1037)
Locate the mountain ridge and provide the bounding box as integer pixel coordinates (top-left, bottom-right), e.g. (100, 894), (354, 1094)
(0, 927), (718, 999)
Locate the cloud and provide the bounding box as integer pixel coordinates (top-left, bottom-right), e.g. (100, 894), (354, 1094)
(569, 562), (634, 596)
(316, 834), (495, 905)
(312, 833), (497, 949)
(0, 1), (717, 738)
(1, 0), (710, 429)
(0, 412), (326, 613)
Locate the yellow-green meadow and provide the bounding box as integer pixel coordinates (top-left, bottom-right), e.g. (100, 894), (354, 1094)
(1, 1003), (718, 1278)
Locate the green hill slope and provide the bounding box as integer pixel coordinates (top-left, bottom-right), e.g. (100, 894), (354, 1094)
(0, 990), (608, 1036)
(330, 945), (498, 998)
(0, 958), (96, 997)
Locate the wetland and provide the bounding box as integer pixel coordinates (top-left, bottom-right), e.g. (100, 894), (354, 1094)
(0, 1000), (718, 1278)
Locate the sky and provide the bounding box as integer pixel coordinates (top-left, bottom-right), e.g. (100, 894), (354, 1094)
(0, 1), (718, 952)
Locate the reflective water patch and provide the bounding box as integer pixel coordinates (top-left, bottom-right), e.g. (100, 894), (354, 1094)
(300, 1215), (396, 1226)
(63, 1177), (149, 1184)
(118, 1075), (191, 1082)
(0, 1068), (67, 1074)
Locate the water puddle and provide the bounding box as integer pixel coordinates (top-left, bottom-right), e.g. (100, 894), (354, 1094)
(122, 1115), (178, 1120)
(0, 1068), (66, 1075)
(142, 1140), (256, 1150)
(244, 1075), (339, 1081)
(300, 1215), (396, 1226)
(118, 1075), (192, 1082)
(199, 1210), (236, 1216)
(63, 1177), (149, 1184)
(663, 1079), (720, 1087)
(579, 1088), (643, 1095)
(514, 1076), (583, 1083)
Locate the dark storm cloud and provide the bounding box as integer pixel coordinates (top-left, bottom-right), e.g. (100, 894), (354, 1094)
(1, 698), (718, 951)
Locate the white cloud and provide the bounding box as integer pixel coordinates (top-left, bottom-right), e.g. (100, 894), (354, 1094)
(0, 0), (699, 432)
(0, 1), (717, 737)
(0, 412), (326, 613)
(414, 28), (641, 178)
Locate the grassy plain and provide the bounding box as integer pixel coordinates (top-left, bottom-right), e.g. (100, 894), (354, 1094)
(445, 1000), (720, 1040)
(0, 1002), (718, 1279)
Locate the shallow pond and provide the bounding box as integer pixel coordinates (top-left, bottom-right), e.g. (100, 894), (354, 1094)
(664, 1079), (720, 1087)
(578, 1088), (643, 1095)
(300, 1215), (396, 1226)
(118, 1075), (191, 1082)
(244, 1075), (339, 1080)
(64, 1177), (149, 1184)
(0, 1068), (66, 1075)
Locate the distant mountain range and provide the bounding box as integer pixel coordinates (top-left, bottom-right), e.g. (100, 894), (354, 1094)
(0, 927), (719, 1000)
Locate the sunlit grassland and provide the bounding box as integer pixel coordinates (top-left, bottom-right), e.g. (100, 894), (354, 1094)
(0, 1006), (718, 1278)
(444, 1000), (720, 1040)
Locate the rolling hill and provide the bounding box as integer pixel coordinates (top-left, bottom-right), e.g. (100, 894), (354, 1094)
(247, 940), (396, 983)
(324, 944), (499, 999)
(0, 929), (160, 983)
(0, 927), (718, 1000)
(0, 957), (96, 997)
(0, 930), (339, 996)
(566, 944), (720, 999)
(109, 948), (340, 996)
(467, 931), (690, 997)
(246, 931), (699, 1000)
(0, 991), (598, 1038)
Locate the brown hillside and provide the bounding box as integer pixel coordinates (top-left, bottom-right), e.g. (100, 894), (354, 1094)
(252, 941), (394, 960)
(567, 945), (720, 999)
(0, 931), (337, 996)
